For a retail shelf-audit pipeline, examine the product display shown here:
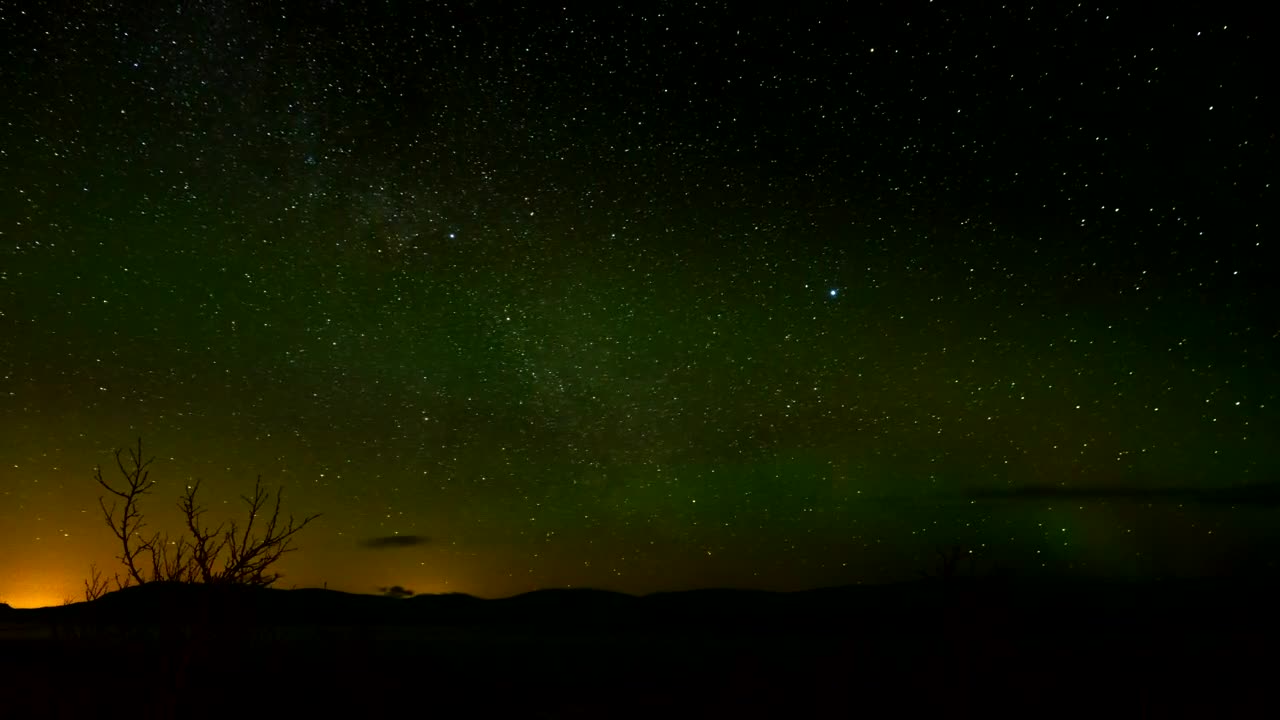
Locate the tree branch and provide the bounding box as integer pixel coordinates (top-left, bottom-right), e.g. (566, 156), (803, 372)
(87, 440), (321, 592)
(93, 438), (158, 586)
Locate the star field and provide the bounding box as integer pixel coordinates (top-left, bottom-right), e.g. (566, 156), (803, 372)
(1, 1), (1276, 607)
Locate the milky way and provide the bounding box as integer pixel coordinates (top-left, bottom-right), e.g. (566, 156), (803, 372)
(1, 2), (1275, 607)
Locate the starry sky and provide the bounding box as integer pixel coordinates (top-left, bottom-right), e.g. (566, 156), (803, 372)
(1, 1), (1276, 608)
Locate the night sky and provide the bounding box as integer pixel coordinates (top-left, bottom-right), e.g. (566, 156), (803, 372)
(2, 2), (1276, 608)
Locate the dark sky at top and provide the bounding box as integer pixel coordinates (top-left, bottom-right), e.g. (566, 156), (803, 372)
(1, 1), (1276, 607)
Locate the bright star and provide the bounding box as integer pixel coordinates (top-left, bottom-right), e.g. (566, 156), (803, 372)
(829, 288), (838, 298)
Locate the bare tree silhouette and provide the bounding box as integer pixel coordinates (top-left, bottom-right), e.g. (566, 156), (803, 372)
(94, 438), (165, 587)
(83, 563), (109, 601)
(88, 438), (321, 598)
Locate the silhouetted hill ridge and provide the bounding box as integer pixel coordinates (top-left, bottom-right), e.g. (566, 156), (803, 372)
(11, 577), (1280, 634)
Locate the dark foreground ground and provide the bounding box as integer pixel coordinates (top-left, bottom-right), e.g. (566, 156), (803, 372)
(1, 578), (1276, 719)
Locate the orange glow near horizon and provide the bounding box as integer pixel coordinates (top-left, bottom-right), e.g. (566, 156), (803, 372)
(0, 542), (122, 609)
(3, 594), (63, 610)
(0, 579), (67, 609)
(0, 560), (498, 608)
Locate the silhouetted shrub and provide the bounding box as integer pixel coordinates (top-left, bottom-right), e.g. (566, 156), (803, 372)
(86, 438), (320, 598)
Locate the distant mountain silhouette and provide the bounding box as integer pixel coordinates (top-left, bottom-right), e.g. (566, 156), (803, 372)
(6, 577), (1280, 719)
(9, 577), (1280, 636)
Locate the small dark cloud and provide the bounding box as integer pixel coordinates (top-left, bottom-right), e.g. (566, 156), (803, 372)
(966, 482), (1280, 508)
(361, 534), (430, 549)
(379, 585), (415, 598)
